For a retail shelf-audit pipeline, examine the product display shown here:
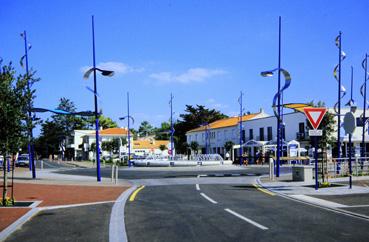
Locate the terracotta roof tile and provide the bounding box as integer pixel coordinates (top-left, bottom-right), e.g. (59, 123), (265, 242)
(98, 128), (128, 136)
(133, 140), (169, 149)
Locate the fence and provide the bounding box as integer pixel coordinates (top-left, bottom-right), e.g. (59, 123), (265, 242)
(310, 157), (369, 178)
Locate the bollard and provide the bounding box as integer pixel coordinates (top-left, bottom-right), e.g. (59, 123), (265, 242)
(269, 158), (274, 181)
(41, 160), (43, 170)
(115, 165), (118, 184)
(111, 165), (115, 182)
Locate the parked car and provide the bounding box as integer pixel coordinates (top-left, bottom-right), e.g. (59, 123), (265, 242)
(16, 154), (30, 167)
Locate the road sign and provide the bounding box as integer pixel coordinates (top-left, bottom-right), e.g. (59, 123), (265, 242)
(309, 129), (322, 136)
(343, 112), (356, 134)
(303, 107), (327, 129)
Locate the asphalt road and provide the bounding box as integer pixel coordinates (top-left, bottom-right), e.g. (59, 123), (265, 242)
(125, 184), (369, 242)
(5, 203), (113, 242)
(54, 165), (286, 180)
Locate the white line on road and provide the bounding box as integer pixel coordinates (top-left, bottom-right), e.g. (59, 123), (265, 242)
(196, 184), (200, 191)
(224, 208), (268, 230)
(289, 195), (348, 208)
(200, 193), (218, 204)
(344, 204), (369, 208)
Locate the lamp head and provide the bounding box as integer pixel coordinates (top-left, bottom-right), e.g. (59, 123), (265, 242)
(261, 71), (274, 77)
(100, 70), (114, 77)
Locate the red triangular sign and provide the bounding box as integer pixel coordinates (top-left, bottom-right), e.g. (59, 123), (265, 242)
(303, 107), (327, 129)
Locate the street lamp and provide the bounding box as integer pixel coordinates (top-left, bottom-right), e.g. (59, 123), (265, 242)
(238, 91), (245, 166)
(84, 15), (114, 182)
(119, 92), (134, 167)
(361, 54), (369, 157)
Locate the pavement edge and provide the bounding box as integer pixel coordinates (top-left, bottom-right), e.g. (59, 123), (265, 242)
(109, 185), (137, 242)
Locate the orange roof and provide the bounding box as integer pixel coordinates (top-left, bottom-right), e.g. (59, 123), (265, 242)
(99, 128), (128, 136)
(133, 140), (169, 149)
(187, 113), (260, 133)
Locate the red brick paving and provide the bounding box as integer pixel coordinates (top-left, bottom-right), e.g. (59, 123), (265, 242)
(0, 182), (129, 232)
(0, 208), (31, 231)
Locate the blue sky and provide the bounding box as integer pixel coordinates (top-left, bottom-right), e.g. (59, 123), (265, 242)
(1, 0), (369, 135)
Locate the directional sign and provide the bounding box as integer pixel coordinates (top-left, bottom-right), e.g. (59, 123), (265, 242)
(303, 107), (327, 130)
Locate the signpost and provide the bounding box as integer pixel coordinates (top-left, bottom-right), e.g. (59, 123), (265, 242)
(343, 110), (357, 189)
(303, 107), (328, 190)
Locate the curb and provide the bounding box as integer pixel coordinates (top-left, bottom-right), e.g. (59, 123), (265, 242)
(255, 176), (369, 222)
(109, 186), (137, 242)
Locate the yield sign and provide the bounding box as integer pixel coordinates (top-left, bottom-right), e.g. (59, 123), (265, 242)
(303, 107), (327, 129)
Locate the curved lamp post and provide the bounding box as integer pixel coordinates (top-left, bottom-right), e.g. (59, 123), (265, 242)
(238, 91), (245, 165)
(119, 92), (134, 167)
(169, 93), (175, 159)
(84, 15), (114, 182)
(361, 54), (369, 157)
(261, 67), (291, 177)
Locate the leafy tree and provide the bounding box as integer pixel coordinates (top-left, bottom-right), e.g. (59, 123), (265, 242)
(0, 63), (38, 205)
(159, 144), (167, 152)
(139, 121), (154, 137)
(155, 122), (171, 140)
(190, 141), (199, 154)
(85, 115), (118, 129)
(224, 141), (234, 152)
(174, 105), (228, 153)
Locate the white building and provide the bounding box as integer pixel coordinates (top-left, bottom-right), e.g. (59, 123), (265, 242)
(186, 107), (369, 162)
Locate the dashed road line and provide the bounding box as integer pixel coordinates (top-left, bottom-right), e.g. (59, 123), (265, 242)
(253, 184), (275, 196)
(196, 184), (200, 191)
(224, 208), (268, 230)
(129, 186), (145, 202)
(200, 193), (218, 204)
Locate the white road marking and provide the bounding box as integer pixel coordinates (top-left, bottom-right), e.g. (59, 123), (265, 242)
(344, 204), (369, 208)
(200, 193), (218, 204)
(196, 184), (200, 191)
(224, 208), (268, 230)
(41, 200), (116, 210)
(289, 195), (348, 208)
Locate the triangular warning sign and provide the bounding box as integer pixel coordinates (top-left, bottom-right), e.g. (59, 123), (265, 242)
(303, 107), (327, 129)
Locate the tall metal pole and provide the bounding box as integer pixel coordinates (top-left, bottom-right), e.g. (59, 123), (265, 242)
(276, 16), (282, 177)
(23, 31), (36, 179)
(127, 92), (131, 167)
(337, 32), (342, 159)
(349, 133), (352, 189)
(92, 15), (101, 182)
(170, 93), (174, 160)
(239, 91), (243, 166)
(362, 54), (368, 157)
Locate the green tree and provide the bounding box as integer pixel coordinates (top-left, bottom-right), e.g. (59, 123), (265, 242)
(0, 63), (38, 205)
(190, 141), (200, 154)
(224, 141), (234, 152)
(139, 121), (154, 137)
(85, 115), (118, 129)
(155, 122), (171, 140)
(174, 105), (228, 153)
(159, 144), (167, 152)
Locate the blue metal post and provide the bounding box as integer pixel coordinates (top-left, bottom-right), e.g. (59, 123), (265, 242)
(276, 16), (282, 177)
(127, 92), (131, 167)
(337, 32), (342, 159)
(92, 16), (101, 182)
(362, 54), (368, 157)
(315, 137), (319, 190)
(239, 91), (243, 166)
(170, 93), (174, 159)
(349, 133), (352, 189)
(23, 31), (36, 179)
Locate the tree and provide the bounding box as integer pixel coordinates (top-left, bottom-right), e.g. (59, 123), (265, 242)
(174, 105), (228, 153)
(85, 115), (118, 129)
(159, 144), (167, 152)
(139, 121), (154, 137)
(224, 141), (234, 152)
(0, 63), (38, 205)
(190, 141), (199, 154)
(155, 122), (171, 140)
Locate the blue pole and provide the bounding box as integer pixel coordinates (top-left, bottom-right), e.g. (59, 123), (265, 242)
(170, 93), (174, 159)
(362, 54), (368, 157)
(92, 15), (101, 182)
(349, 133), (352, 189)
(23, 31), (36, 179)
(276, 16), (282, 177)
(127, 92), (131, 167)
(239, 91), (243, 166)
(337, 32), (342, 159)
(315, 137), (319, 190)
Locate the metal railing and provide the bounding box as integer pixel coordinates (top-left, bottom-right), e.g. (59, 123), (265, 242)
(310, 157), (369, 177)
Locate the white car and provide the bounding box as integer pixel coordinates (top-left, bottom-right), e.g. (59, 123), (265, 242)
(16, 155), (30, 167)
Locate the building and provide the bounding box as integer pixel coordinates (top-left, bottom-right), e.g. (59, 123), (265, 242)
(132, 139), (171, 157)
(186, 107), (369, 162)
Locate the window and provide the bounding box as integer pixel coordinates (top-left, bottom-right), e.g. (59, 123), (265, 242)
(242, 130), (246, 143)
(259, 127), (265, 141)
(249, 129), (253, 140)
(267, 127), (273, 141)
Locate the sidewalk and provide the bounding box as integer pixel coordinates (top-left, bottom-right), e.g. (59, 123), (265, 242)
(258, 174), (369, 195)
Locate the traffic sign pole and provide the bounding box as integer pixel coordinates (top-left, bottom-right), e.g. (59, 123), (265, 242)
(314, 136), (319, 190)
(349, 133), (352, 189)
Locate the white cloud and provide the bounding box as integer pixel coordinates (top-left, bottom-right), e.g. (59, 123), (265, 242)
(149, 68), (226, 84)
(206, 98), (228, 110)
(80, 61), (144, 75)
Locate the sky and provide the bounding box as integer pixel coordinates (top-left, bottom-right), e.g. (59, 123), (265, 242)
(1, 0), (369, 136)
